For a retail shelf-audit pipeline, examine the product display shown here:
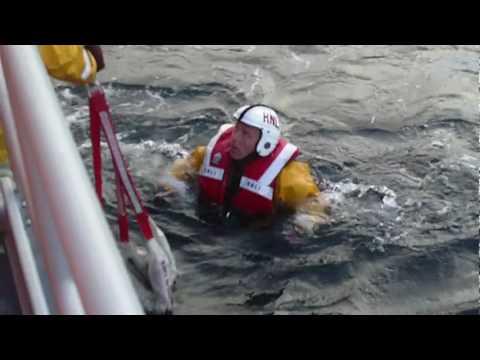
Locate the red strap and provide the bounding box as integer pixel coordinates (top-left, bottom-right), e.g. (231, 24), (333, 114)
(88, 85), (154, 241)
(136, 212), (153, 240)
(115, 167), (129, 243)
(89, 91), (104, 207)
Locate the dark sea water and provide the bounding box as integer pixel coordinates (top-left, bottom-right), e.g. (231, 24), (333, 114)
(56, 45), (479, 315)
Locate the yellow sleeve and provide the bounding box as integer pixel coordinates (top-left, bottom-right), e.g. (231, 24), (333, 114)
(39, 45), (98, 85)
(170, 146), (206, 181)
(0, 126), (9, 165)
(274, 160), (320, 210)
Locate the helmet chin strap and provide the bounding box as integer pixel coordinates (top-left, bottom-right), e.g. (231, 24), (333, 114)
(255, 130), (265, 157)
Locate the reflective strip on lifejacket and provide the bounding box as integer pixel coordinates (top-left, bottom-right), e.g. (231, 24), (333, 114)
(81, 49), (93, 81)
(99, 111), (142, 214)
(239, 176), (274, 200)
(258, 143), (298, 186)
(238, 143), (297, 200)
(200, 165), (224, 181)
(200, 124), (233, 176)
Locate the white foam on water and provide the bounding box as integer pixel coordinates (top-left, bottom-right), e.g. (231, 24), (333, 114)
(121, 140), (190, 190)
(58, 87), (81, 102)
(114, 139), (188, 159)
(292, 213), (321, 236)
(65, 106), (90, 125)
(290, 51), (311, 69)
(248, 68), (262, 97)
(431, 140), (445, 149)
(156, 141), (189, 159)
(459, 154), (479, 170)
(146, 89), (167, 105)
(157, 173), (189, 198)
(326, 180), (400, 209)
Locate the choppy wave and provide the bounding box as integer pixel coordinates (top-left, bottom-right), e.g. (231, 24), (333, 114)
(57, 45), (478, 315)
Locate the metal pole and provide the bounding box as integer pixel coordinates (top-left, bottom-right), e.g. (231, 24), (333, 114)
(0, 178), (50, 314)
(19, 154), (86, 314)
(1, 51), (85, 314)
(0, 60), (30, 201)
(0, 45), (143, 314)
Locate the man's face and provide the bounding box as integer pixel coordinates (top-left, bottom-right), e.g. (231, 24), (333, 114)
(230, 121), (261, 160)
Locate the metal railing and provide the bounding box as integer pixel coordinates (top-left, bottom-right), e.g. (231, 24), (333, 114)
(0, 45), (144, 315)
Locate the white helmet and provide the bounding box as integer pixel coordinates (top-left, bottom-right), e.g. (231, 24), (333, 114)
(233, 104), (281, 157)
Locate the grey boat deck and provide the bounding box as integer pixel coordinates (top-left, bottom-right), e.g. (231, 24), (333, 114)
(0, 235), (21, 314)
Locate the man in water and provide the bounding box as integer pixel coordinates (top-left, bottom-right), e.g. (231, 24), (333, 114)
(165, 104), (331, 230)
